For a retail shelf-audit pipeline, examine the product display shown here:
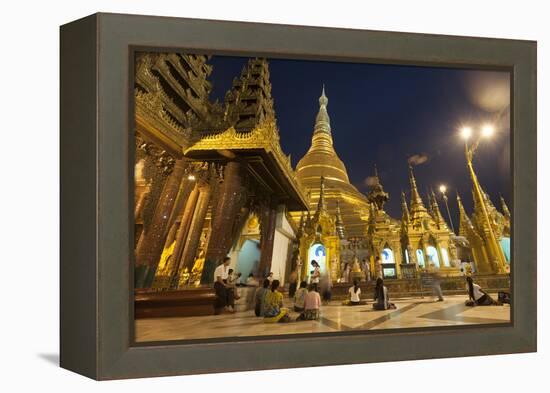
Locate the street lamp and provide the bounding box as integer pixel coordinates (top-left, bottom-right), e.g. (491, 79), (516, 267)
(438, 184), (455, 233)
(460, 124), (507, 273)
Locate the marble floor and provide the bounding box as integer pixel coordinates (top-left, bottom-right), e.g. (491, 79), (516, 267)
(134, 294), (510, 343)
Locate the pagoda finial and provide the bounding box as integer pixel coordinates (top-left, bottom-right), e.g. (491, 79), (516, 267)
(314, 85), (331, 135)
(408, 164), (426, 211)
(320, 84), (328, 106)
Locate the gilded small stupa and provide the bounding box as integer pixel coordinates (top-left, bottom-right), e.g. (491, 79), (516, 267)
(295, 87), (370, 237)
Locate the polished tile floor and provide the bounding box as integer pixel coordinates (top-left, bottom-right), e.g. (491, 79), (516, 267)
(134, 294), (510, 342)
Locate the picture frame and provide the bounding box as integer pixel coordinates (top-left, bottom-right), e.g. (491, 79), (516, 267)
(60, 12), (536, 380)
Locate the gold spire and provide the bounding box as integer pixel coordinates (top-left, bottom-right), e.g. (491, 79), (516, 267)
(315, 84), (331, 135)
(408, 164), (427, 213)
(500, 195), (511, 220)
(295, 86), (370, 238)
(430, 189), (448, 229)
(457, 193), (478, 238)
(401, 190), (410, 224)
(313, 176), (327, 223)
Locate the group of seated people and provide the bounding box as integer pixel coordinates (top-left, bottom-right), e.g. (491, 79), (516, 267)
(215, 256), (505, 317)
(254, 279), (321, 323)
(252, 277), (399, 324)
(342, 278), (396, 310)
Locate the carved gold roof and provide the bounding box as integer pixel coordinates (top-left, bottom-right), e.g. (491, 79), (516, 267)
(184, 120), (308, 210)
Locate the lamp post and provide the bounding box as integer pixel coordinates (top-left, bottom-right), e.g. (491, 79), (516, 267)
(460, 125), (507, 273)
(438, 184), (455, 233)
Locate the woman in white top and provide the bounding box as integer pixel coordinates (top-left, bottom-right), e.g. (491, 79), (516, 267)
(346, 279), (366, 305)
(466, 276), (501, 306)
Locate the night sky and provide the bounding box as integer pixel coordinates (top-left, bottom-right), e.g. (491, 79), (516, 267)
(207, 55), (511, 228)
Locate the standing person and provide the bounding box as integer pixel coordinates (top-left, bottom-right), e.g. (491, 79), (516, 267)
(263, 280), (290, 323)
(293, 281), (308, 312)
(375, 256), (383, 279)
(341, 263), (351, 284)
(297, 283), (321, 321)
(254, 279), (270, 317)
(310, 260), (321, 291)
(373, 278), (396, 310)
(320, 272), (332, 304)
(213, 257), (235, 313)
(429, 264), (444, 302)
(465, 276), (502, 306)
(363, 259), (371, 282)
(288, 269), (298, 298)
(266, 272), (274, 284)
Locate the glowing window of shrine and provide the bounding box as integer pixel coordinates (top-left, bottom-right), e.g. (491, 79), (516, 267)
(500, 237), (511, 263)
(381, 248), (394, 264)
(416, 249), (425, 267)
(405, 248), (410, 264)
(426, 246), (440, 268)
(441, 248), (450, 266)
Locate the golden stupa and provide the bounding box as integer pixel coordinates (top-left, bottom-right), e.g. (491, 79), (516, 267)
(295, 87), (370, 237)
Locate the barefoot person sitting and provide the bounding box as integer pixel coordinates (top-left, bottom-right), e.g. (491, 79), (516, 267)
(297, 284), (321, 321)
(465, 276), (502, 306)
(343, 279), (367, 306)
(254, 278), (270, 317)
(293, 281), (308, 312)
(263, 280), (290, 323)
(213, 257), (235, 313)
(372, 278), (396, 310)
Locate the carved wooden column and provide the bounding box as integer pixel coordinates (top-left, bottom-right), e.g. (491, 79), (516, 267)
(164, 183), (200, 288)
(176, 180), (213, 284)
(135, 159), (187, 288)
(258, 201), (278, 278)
(201, 161), (245, 284)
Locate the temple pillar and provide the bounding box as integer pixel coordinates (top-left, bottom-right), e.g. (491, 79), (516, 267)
(201, 161), (246, 284)
(176, 181), (213, 286)
(164, 183), (200, 288)
(258, 201), (278, 278)
(135, 159), (186, 288)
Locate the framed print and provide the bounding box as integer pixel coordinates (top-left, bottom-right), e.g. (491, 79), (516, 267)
(60, 13), (536, 380)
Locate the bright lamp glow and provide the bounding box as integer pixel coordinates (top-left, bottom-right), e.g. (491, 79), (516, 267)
(439, 185), (447, 194)
(188, 174), (196, 181)
(481, 124), (495, 137)
(460, 126), (472, 140)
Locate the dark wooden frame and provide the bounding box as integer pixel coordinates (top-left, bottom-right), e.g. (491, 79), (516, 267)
(60, 13), (537, 380)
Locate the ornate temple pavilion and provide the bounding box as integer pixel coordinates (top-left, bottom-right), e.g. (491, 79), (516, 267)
(133, 55), (307, 290)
